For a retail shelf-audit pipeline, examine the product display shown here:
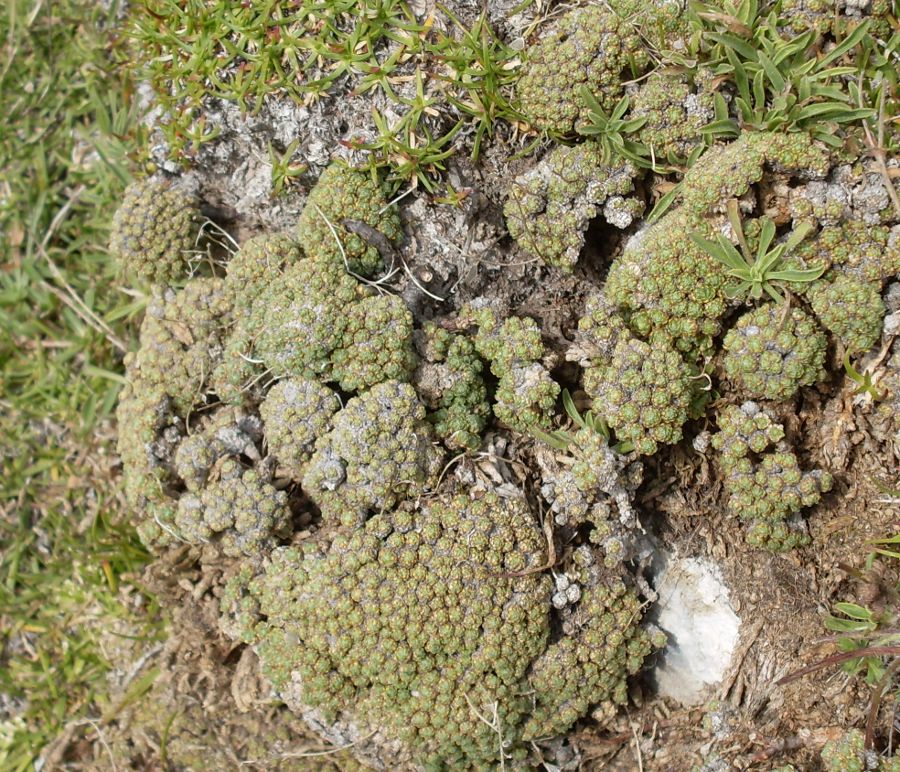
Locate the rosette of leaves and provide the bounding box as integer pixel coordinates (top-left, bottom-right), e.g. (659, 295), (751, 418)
(693, 3), (874, 147)
(576, 89), (650, 168)
(691, 200), (824, 302)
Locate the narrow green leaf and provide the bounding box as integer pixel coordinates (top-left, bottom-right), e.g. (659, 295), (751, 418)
(828, 108), (877, 124)
(756, 241), (785, 274)
(648, 185), (681, 223)
(610, 95), (630, 121)
(580, 85), (606, 116)
(620, 116), (648, 132)
(794, 56), (821, 77)
(756, 218), (777, 260)
(752, 68), (766, 110)
(702, 118), (740, 136)
(811, 85), (853, 101)
(531, 427), (571, 451)
(726, 199), (750, 257)
(562, 389), (585, 429)
(782, 220), (814, 253)
(813, 130), (845, 149)
(726, 48), (751, 102)
(819, 19), (871, 67)
(722, 279), (752, 298)
(708, 32), (759, 60)
(762, 282), (785, 303)
(773, 31), (814, 64)
(766, 266), (827, 282)
(714, 91), (730, 121)
(686, 144), (706, 167)
(825, 617), (873, 633)
(795, 101), (862, 121)
(758, 51), (785, 92)
(692, 233), (747, 272)
(810, 65), (857, 80)
(833, 602), (874, 621)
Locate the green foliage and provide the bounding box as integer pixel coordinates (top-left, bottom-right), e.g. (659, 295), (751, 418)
(259, 377), (342, 479)
(418, 325), (490, 452)
(629, 71), (720, 166)
(585, 336), (693, 457)
(268, 139), (307, 196)
(297, 161), (402, 277)
(576, 91), (649, 167)
(711, 402), (832, 550)
(302, 380), (443, 526)
(605, 209), (730, 358)
(247, 259), (364, 380)
(0, 0), (158, 765)
(427, 6), (521, 161)
(533, 389), (612, 452)
(574, 291), (629, 360)
(244, 490), (657, 766)
(466, 308), (561, 432)
(494, 362), (561, 433)
(843, 353), (886, 400)
(820, 726), (900, 770)
(109, 178), (200, 285)
(825, 531), (899, 686)
(678, 131), (830, 218)
(691, 0), (875, 147)
(819, 728), (872, 772)
(523, 579), (656, 739)
(129, 1), (520, 190)
(809, 274), (886, 355)
(791, 221), (899, 285)
(332, 294), (417, 391)
(347, 7), (522, 191)
(175, 458), (290, 558)
(691, 201), (823, 302)
(345, 76), (464, 194)
(248, 493), (553, 767)
(722, 303), (827, 400)
(515, 3), (649, 134)
(126, 278), (234, 413)
(129, 0), (417, 153)
(223, 233), (302, 302)
(114, 157), (428, 550)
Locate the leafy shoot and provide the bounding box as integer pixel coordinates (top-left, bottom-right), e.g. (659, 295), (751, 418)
(691, 199), (823, 302)
(576, 88), (650, 168)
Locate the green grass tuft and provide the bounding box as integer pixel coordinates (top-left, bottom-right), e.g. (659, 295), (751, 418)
(0, 1), (158, 767)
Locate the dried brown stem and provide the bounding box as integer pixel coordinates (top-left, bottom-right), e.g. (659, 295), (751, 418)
(776, 645), (900, 686)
